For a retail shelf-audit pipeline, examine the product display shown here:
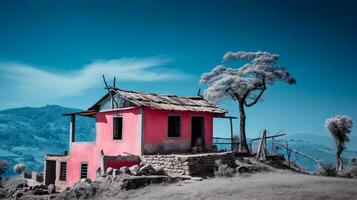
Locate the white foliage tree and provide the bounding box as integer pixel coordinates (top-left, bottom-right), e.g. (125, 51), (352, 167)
(200, 51), (296, 153)
(13, 163), (26, 175)
(325, 115), (353, 172)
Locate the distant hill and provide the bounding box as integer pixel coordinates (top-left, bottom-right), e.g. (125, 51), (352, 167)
(282, 133), (357, 171)
(0, 105), (95, 176)
(289, 133), (357, 151)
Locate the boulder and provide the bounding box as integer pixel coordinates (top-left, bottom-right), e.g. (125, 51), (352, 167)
(215, 161), (235, 177)
(139, 162), (146, 168)
(80, 178), (92, 184)
(47, 184), (56, 194)
(106, 167), (113, 175)
(129, 165), (139, 175)
(112, 169), (120, 176)
(153, 165), (166, 175)
(236, 166), (249, 173)
(119, 166), (130, 174)
(71, 181), (96, 199)
(138, 164), (154, 175)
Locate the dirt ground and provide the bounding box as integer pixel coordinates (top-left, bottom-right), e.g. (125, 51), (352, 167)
(93, 171), (357, 200)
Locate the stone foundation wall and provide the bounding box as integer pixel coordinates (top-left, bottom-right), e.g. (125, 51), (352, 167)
(141, 152), (235, 177)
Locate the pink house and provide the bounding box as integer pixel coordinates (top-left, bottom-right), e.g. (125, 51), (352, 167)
(44, 88), (226, 188)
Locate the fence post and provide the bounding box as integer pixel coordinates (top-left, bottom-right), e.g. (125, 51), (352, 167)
(285, 136), (291, 166)
(229, 117), (234, 151)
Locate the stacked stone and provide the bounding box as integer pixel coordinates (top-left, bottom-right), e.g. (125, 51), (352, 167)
(141, 155), (185, 175)
(142, 152), (235, 177)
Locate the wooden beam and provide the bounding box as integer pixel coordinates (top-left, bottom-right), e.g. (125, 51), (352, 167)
(69, 114), (75, 144)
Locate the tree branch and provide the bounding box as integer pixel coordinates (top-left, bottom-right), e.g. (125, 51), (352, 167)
(244, 81), (266, 107)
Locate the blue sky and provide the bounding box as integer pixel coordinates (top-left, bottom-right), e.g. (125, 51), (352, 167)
(0, 0), (356, 138)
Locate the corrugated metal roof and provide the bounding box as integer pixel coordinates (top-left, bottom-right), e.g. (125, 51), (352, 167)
(115, 88), (226, 114)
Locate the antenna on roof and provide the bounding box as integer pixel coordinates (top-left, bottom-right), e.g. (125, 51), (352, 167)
(102, 75), (118, 108)
(197, 88), (202, 97)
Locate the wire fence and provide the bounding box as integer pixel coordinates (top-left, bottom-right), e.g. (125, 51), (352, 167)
(213, 137), (239, 152)
(214, 130), (325, 172)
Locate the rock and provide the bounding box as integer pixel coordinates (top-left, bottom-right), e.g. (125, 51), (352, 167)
(32, 185), (47, 190)
(138, 164), (154, 175)
(112, 169), (120, 176)
(13, 190), (23, 198)
(153, 165), (166, 175)
(16, 182), (28, 189)
(106, 167), (113, 174)
(139, 162), (146, 168)
(48, 184), (56, 194)
(119, 166), (130, 174)
(215, 159), (223, 165)
(71, 181), (97, 199)
(32, 189), (48, 195)
(215, 163), (235, 177)
(80, 178), (92, 183)
(129, 165), (139, 175)
(236, 166), (249, 173)
(7, 188), (16, 197)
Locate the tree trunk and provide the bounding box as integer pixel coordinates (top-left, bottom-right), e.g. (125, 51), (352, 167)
(336, 140), (344, 172)
(239, 100), (251, 154)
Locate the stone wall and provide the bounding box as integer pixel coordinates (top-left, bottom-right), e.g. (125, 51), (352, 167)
(141, 152), (235, 177)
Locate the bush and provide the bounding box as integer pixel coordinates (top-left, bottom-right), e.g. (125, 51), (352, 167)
(13, 163), (26, 174)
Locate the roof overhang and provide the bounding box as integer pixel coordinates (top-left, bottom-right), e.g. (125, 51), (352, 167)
(63, 110), (97, 118)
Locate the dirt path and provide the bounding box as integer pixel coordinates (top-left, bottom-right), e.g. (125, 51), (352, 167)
(94, 171), (357, 200)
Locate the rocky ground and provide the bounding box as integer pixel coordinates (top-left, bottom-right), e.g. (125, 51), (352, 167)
(1, 157), (357, 200)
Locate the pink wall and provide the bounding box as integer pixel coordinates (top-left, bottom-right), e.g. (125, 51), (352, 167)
(64, 107), (214, 187)
(66, 107), (141, 186)
(143, 108), (213, 153)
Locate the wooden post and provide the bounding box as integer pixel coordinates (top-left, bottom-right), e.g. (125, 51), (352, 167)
(69, 114), (75, 145)
(229, 117), (234, 151)
(285, 136), (290, 166)
(256, 129), (267, 161)
(272, 138), (275, 155)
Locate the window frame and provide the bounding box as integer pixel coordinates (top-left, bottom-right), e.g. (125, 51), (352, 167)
(59, 162), (67, 181)
(80, 162), (88, 179)
(167, 115), (182, 138)
(113, 115), (123, 140)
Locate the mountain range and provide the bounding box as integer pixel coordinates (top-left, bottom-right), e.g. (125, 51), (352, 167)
(0, 105), (356, 176)
(0, 105), (95, 176)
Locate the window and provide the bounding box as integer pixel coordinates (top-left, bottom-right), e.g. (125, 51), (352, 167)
(113, 116), (123, 140)
(80, 163), (88, 179)
(168, 116), (181, 137)
(59, 162), (67, 181)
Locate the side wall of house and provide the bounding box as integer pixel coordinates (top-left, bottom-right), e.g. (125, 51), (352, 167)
(66, 107), (141, 187)
(142, 108), (213, 154)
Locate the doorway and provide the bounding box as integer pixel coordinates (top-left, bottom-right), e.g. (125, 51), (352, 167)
(191, 116), (204, 147)
(45, 160), (56, 185)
